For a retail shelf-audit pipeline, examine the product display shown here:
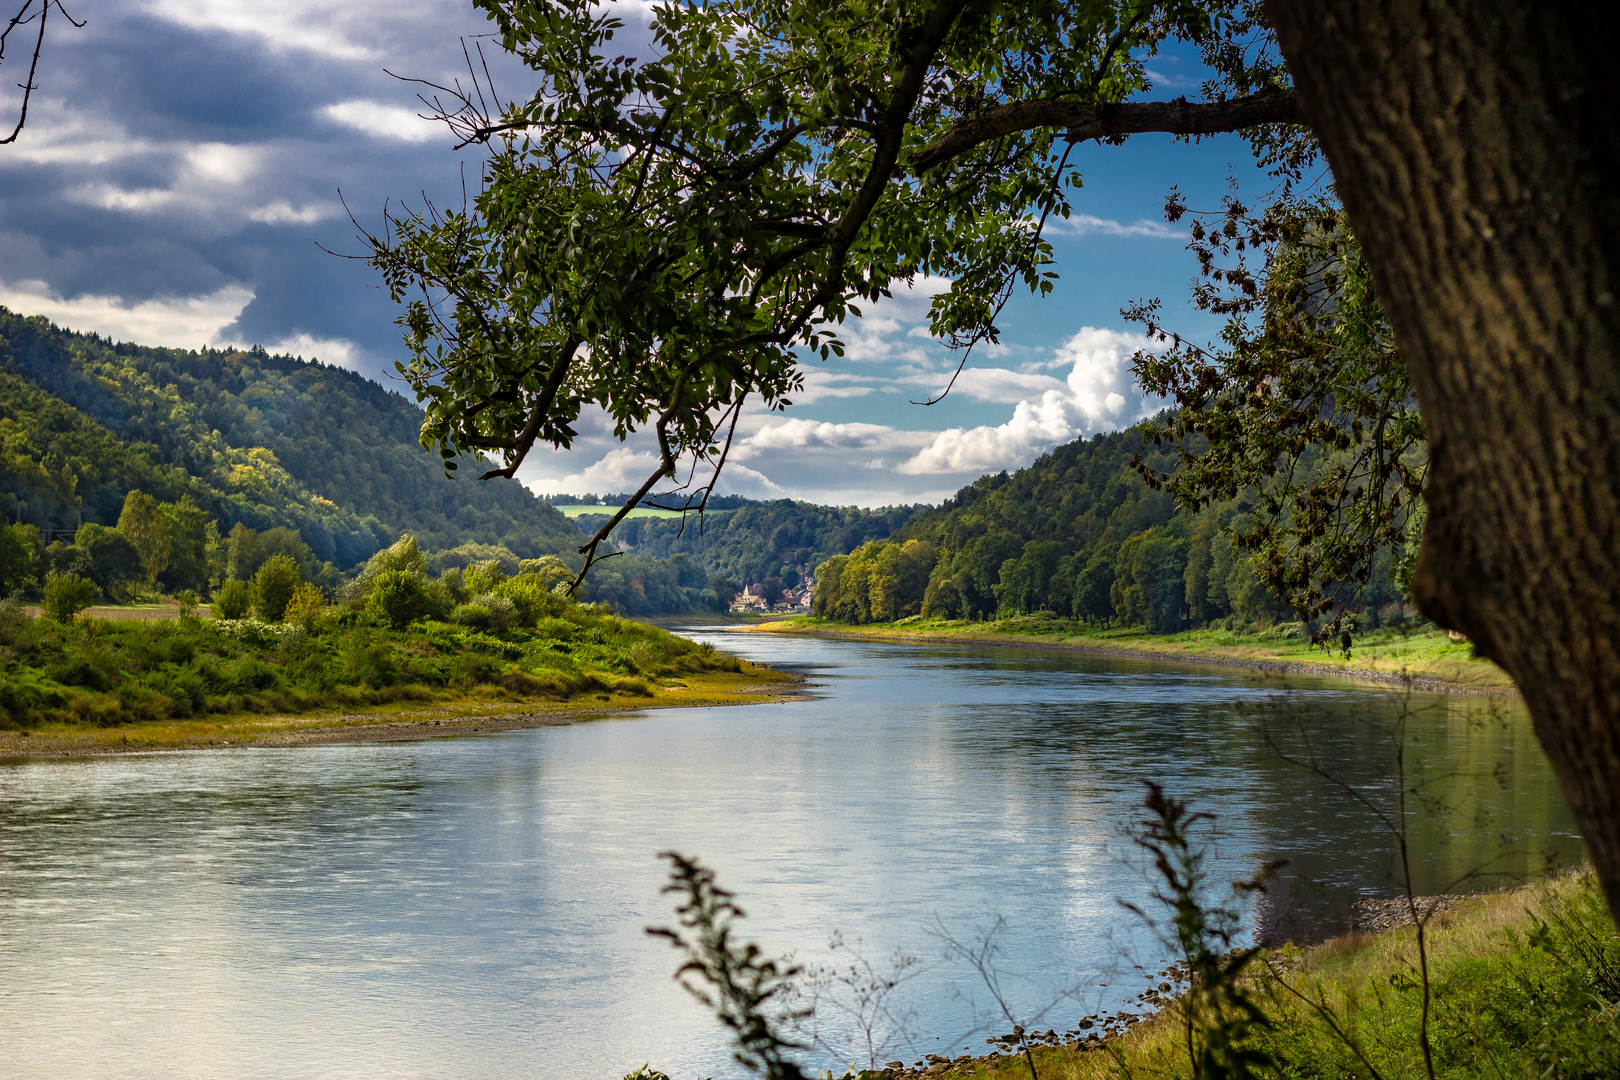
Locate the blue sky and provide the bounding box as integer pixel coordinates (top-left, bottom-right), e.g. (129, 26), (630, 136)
(0, 1), (1281, 507)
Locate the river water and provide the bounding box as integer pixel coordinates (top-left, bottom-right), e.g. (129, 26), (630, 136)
(0, 631), (1583, 1079)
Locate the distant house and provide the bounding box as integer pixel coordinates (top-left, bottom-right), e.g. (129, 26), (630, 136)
(731, 587), (769, 613)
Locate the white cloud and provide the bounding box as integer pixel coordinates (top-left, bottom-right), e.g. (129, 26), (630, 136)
(742, 418), (930, 454)
(1049, 214), (1182, 240)
(0, 279), (255, 348)
(940, 367), (1068, 405)
(142, 0), (383, 60)
(249, 200), (334, 225)
(256, 332), (367, 370)
(186, 142), (259, 184)
(321, 100), (440, 143)
(897, 326), (1162, 475)
(545, 445), (784, 499)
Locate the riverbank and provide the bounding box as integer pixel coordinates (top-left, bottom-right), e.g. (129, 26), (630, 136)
(745, 616), (1516, 696)
(885, 868), (1614, 1080)
(0, 664), (803, 759)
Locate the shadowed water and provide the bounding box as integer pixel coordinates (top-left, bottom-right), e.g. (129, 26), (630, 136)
(0, 630), (1582, 1078)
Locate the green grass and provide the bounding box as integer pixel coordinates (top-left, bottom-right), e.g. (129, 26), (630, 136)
(946, 870), (1619, 1080)
(752, 615), (1515, 691)
(0, 599), (766, 731)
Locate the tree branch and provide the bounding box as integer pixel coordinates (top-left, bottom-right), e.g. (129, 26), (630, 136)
(913, 87), (1303, 173)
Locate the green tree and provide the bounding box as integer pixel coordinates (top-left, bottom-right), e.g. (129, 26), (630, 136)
(116, 490), (170, 587)
(73, 523), (143, 601)
(1073, 548), (1118, 627)
(41, 572), (97, 623)
(159, 496), (210, 594)
(0, 523), (37, 597)
(212, 578), (254, 620)
(994, 539), (1066, 616)
(253, 555), (302, 622)
(366, 570), (429, 630)
(226, 523), (262, 582)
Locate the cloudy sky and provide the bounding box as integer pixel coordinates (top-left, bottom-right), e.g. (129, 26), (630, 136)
(0, 0), (1276, 507)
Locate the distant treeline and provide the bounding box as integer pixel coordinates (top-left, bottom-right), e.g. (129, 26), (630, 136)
(813, 427), (1412, 632)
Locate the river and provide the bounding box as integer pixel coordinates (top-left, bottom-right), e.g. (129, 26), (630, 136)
(0, 630), (1583, 1079)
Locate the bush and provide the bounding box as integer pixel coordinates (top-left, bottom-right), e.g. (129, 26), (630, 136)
(366, 570), (428, 629)
(174, 589), (199, 618)
(282, 583), (325, 627)
(451, 603), (494, 631)
(254, 555), (302, 622)
(471, 592), (516, 632)
(0, 595), (31, 644)
(42, 572), (98, 622)
(213, 578), (255, 620)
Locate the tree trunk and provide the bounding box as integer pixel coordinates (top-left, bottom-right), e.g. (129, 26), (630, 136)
(1266, 0), (1620, 919)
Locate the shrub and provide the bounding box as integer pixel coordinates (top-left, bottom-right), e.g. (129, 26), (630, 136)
(471, 592), (516, 632)
(367, 570), (428, 629)
(462, 558), (508, 596)
(341, 534), (428, 604)
(213, 579), (254, 620)
(0, 595), (31, 644)
(254, 555), (302, 622)
(282, 583), (326, 627)
(174, 589), (199, 618)
(451, 603), (494, 631)
(494, 575), (568, 626)
(42, 572), (98, 622)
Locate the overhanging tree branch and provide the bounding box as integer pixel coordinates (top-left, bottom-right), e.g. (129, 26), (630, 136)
(913, 87), (1302, 173)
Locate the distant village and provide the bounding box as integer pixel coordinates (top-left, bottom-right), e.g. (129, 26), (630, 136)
(729, 576), (814, 615)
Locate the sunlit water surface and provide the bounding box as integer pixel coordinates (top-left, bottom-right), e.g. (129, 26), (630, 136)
(0, 630), (1582, 1079)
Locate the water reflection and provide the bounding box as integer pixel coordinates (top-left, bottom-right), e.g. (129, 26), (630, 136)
(0, 631), (1581, 1079)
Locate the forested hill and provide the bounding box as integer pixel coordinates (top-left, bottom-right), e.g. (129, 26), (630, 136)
(814, 425), (1409, 631)
(608, 501), (922, 585)
(0, 309), (578, 566)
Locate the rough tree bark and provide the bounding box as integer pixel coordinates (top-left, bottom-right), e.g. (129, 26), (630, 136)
(1266, 0), (1620, 918)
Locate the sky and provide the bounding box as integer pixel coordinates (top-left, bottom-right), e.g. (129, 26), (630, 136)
(0, 0), (1281, 508)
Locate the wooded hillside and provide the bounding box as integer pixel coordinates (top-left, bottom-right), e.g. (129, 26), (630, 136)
(0, 310), (579, 566)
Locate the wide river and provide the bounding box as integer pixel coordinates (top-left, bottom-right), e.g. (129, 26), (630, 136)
(0, 630), (1583, 1079)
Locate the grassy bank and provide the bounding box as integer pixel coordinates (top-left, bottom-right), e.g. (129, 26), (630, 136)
(923, 869), (1617, 1080)
(748, 616), (1516, 694)
(0, 599), (796, 753)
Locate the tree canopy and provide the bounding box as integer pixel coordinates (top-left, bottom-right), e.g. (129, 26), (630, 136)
(367, 0), (1302, 582)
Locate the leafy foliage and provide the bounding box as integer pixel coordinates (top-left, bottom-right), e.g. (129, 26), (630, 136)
(212, 579), (254, 621)
(40, 572), (95, 623)
(648, 852), (811, 1079)
(1127, 195), (1424, 645)
(253, 555), (302, 622)
(365, 0), (1298, 578)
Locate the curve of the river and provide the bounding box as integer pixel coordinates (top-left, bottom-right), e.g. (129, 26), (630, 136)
(0, 630), (1582, 1079)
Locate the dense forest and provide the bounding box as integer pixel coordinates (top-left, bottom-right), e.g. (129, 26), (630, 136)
(813, 426), (1414, 633)
(0, 309), (579, 566)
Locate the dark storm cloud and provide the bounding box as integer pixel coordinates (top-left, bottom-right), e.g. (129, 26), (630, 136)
(0, 0), (577, 378)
